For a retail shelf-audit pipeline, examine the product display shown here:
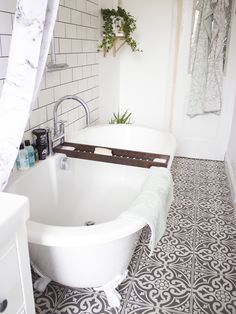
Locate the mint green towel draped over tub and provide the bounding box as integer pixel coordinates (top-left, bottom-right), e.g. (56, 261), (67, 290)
(120, 167), (173, 255)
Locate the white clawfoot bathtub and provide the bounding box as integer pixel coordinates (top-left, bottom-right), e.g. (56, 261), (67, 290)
(5, 125), (176, 289)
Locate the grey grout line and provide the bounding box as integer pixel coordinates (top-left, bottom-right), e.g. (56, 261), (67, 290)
(34, 83), (99, 109)
(59, 4), (99, 18)
(0, 10), (14, 15)
(34, 90), (99, 111)
(27, 107), (99, 134)
(54, 38), (99, 42)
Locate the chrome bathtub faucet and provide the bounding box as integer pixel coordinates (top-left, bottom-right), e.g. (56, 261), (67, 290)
(48, 95), (91, 155)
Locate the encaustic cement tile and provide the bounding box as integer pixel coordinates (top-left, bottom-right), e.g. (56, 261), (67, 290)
(53, 288), (121, 314)
(191, 271), (236, 314)
(138, 232), (194, 271)
(121, 302), (157, 314)
(34, 281), (65, 314)
(194, 239), (236, 277)
(126, 261), (192, 313)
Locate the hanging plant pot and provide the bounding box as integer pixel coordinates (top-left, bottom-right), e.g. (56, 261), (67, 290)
(99, 6), (142, 57)
(115, 16), (125, 36)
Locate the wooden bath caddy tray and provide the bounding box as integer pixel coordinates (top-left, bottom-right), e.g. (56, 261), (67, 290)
(54, 142), (170, 169)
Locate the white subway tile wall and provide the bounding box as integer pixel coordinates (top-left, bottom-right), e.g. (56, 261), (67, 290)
(0, 0), (100, 142)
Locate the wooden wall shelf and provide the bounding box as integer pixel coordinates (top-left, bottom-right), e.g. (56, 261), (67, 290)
(103, 34), (126, 57)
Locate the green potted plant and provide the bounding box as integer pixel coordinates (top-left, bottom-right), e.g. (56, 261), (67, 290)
(99, 6), (142, 56)
(109, 109), (132, 124)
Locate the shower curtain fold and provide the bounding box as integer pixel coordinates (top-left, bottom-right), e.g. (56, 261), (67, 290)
(0, 0), (60, 191)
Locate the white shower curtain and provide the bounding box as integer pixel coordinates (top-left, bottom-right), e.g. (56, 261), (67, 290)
(0, 0), (59, 191)
(187, 0), (230, 117)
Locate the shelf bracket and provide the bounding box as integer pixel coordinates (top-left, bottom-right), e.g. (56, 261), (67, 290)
(113, 37), (126, 56)
(103, 35), (126, 57)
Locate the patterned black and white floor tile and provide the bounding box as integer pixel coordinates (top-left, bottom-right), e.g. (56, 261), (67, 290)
(33, 158), (236, 314)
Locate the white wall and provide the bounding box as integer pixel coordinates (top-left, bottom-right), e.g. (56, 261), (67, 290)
(119, 0), (174, 129)
(172, 0), (236, 160)
(99, 0), (236, 161)
(227, 98), (236, 170)
(99, 0), (175, 126)
(99, 0), (120, 123)
(0, 0), (100, 143)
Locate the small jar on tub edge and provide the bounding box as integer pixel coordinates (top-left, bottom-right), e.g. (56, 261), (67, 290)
(24, 140), (36, 167)
(16, 143), (30, 170)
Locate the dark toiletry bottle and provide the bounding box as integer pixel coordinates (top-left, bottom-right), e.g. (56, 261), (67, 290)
(24, 140), (35, 167)
(37, 146), (47, 160)
(32, 129), (48, 160)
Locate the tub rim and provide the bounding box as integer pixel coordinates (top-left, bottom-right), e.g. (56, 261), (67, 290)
(6, 153), (147, 247)
(27, 215), (146, 247)
(70, 124), (176, 148)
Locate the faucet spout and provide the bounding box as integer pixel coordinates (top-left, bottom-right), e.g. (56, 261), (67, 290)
(48, 95), (90, 155)
(53, 95), (90, 136)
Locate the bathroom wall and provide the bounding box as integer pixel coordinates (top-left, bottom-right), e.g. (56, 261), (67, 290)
(99, 0), (175, 127)
(171, 0), (236, 160)
(0, 0), (100, 143)
(99, 0), (120, 124)
(119, 0), (174, 129)
(99, 0), (236, 161)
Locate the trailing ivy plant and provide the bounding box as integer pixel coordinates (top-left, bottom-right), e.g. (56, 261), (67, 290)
(109, 110), (132, 124)
(99, 6), (142, 55)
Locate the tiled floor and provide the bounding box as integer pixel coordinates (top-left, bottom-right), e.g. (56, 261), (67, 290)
(33, 158), (236, 314)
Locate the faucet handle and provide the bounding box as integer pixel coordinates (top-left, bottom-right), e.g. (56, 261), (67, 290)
(45, 126), (53, 135)
(58, 120), (67, 132)
(58, 120), (67, 127)
(58, 120), (67, 125)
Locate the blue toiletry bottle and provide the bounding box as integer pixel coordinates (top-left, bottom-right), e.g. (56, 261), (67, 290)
(25, 140), (36, 167)
(16, 143), (30, 170)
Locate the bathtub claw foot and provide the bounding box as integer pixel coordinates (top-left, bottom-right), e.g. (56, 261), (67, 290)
(33, 277), (52, 292)
(94, 270), (128, 308)
(31, 261), (52, 292)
